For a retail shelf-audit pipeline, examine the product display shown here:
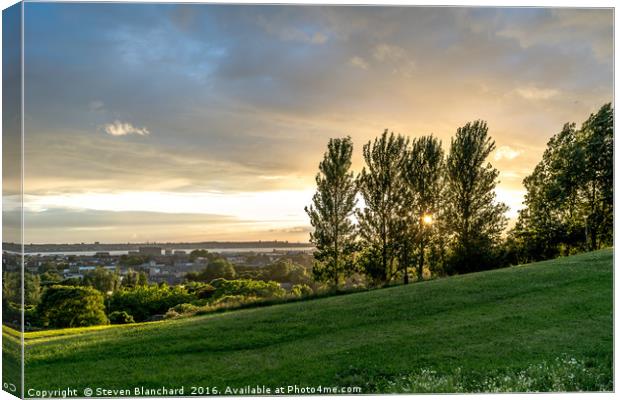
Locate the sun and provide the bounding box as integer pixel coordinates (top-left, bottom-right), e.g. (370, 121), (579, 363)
(422, 214), (434, 225)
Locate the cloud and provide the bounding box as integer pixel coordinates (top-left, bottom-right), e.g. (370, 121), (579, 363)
(497, 9), (612, 62)
(256, 14), (328, 45)
(103, 120), (150, 136)
(88, 100), (105, 112)
(20, 5), (613, 241)
(372, 43), (416, 77)
(373, 43), (407, 62)
(349, 56), (369, 70)
(515, 86), (559, 100)
(494, 145), (522, 161)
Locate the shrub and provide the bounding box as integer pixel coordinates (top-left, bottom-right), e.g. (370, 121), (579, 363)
(210, 278), (285, 300)
(108, 311), (135, 324)
(186, 258), (236, 282)
(194, 295), (261, 315)
(164, 310), (180, 319)
(290, 284), (313, 298)
(212, 294), (259, 307)
(195, 284), (216, 299)
(109, 284), (194, 322)
(37, 285), (108, 328)
(169, 303), (199, 314)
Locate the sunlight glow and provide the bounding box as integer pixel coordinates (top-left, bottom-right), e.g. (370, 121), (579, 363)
(24, 190), (315, 224)
(422, 214), (434, 225)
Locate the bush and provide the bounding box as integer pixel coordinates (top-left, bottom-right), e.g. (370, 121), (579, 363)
(164, 310), (180, 319)
(108, 311), (135, 324)
(210, 278), (285, 300)
(37, 285), (108, 328)
(194, 295), (261, 315)
(186, 258), (236, 282)
(195, 284), (216, 299)
(212, 294), (259, 307)
(290, 284), (313, 298)
(168, 303), (199, 314)
(109, 284), (194, 322)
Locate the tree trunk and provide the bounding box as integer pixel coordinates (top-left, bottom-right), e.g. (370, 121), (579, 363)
(418, 241), (425, 281)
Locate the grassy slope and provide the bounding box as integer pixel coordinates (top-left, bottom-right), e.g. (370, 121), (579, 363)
(20, 249), (612, 393)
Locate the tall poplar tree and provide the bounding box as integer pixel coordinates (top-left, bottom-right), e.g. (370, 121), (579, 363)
(357, 130), (408, 284)
(444, 121), (508, 273)
(305, 136), (358, 288)
(402, 135), (444, 281)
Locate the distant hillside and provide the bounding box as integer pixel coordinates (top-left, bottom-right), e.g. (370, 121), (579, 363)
(5, 240), (314, 254)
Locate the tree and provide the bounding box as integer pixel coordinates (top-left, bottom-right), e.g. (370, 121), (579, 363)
(3, 272), (41, 306)
(508, 104), (613, 261)
(443, 121), (508, 273)
(109, 284), (193, 322)
(82, 267), (121, 293)
(357, 130), (408, 284)
(122, 268), (148, 288)
(577, 103), (613, 250)
(209, 278), (286, 300)
(108, 311), (135, 324)
(402, 135), (444, 281)
(189, 249), (211, 261)
(37, 285), (108, 328)
(305, 136), (358, 288)
(186, 258), (237, 282)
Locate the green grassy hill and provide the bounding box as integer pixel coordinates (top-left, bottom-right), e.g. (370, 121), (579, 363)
(11, 249), (614, 395)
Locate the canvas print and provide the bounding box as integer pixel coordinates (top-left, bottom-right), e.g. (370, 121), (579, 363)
(1, 2), (614, 398)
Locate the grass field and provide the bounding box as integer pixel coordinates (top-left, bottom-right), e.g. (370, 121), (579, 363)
(10, 249), (614, 395)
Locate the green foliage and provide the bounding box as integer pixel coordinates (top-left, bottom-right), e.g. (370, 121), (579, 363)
(210, 278), (285, 300)
(109, 284), (194, 322)
(305, 136), (358, 288)
(168, 303), (200, 315)
(40, 271), (63, 284)
(82, 267), (120, 293)
(401, 135), (445, 282)
(195, 283), (217, 299)
(37, 285), (108, 328)
(186, 258), (236, 282)
(189, 249), (211, 261)
(19, 250), (612, 394)
(119, 254), (149, 266)
(121, 268), (148, 288)
(443, 120), (508, 273)
(262, 259), (312, 284)
(3, 272), (41, 306)
(290, 283), (313, 298)
(357, 130), (409, 284)
(509, 104), (613, 262)
(108, 311), (135, 325)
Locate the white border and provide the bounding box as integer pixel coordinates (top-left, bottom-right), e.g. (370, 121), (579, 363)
(0, 2), (616, 400)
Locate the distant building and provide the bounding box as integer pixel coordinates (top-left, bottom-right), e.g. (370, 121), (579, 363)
(139, 246), (162, 256)
(164, 249), (173, 255)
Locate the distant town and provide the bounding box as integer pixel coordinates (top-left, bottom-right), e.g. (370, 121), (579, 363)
(3, 242), (315, 286)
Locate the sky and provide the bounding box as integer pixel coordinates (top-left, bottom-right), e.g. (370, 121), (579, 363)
(5, 4), (613, 244)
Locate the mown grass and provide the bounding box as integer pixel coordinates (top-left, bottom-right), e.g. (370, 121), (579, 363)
(15, 249), (613, 395)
